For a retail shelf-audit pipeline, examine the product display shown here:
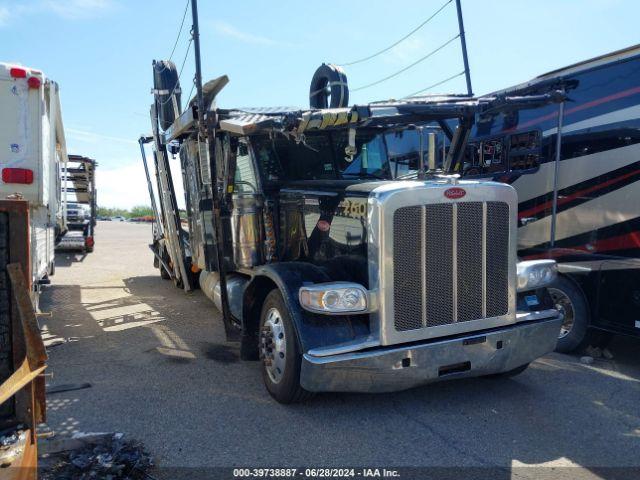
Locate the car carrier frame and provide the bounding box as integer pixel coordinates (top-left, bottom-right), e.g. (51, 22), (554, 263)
(57, 155), (97, 253)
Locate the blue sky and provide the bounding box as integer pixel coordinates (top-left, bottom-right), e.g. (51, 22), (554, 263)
(1, 0), (637, 208)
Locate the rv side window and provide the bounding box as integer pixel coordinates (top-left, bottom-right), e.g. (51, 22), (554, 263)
(508, 130), (541, 171)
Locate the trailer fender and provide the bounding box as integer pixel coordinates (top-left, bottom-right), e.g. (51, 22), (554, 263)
(241, 262), (365, 360)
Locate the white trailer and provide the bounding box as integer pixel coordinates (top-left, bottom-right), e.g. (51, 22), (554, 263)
(0, 63), (68, 302)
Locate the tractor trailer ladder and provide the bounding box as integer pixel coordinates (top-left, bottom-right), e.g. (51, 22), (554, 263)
(138, 103), (192, 292)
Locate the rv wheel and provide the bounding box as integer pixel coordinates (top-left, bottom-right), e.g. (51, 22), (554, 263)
(548, 275), (589, 353)
(259, 289), (313, 404)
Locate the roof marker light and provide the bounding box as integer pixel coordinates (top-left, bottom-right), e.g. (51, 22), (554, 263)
(9, 67), (27, 78)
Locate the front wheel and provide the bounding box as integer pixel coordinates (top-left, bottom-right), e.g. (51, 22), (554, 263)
(259, 289), (313, 404)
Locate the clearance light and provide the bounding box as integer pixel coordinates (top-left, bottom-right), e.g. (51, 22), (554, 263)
(27, 77), (41, 89)
(2, 168), (34, 185)
(299, 282), (368, 314)
(517, 260), (557, 292)
(10, 67), (27, 78)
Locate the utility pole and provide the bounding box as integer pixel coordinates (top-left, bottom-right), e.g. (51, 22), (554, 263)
(455, 0), (473, 96)
(191, 0), (205, 129)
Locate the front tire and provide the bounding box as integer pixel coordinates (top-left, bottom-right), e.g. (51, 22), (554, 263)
(259, 289), (313, 404)
(549, 275), (589, 353)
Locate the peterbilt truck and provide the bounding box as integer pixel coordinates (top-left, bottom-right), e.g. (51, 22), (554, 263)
(140, 62), (564, 403)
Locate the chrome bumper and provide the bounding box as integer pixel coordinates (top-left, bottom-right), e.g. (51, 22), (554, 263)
(300, 314), (563, 393)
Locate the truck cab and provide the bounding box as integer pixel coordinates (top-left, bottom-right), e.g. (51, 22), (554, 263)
(142, 73), (565, 403)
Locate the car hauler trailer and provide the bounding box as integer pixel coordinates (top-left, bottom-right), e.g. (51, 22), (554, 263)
(57, 155), (97, 253)
(456, 44), (640, 352)
(140, 52), (567, 402)
(0, 63), (68, 305)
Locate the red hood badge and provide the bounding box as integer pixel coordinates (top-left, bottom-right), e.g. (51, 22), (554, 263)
(444, 187), (466, 199)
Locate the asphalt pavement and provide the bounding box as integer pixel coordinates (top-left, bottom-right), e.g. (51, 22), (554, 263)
(39, 221), (640, 479)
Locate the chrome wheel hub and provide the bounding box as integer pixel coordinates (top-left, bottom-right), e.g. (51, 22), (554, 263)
(549, 288), (575, 339)
(260, 307), (286, 384)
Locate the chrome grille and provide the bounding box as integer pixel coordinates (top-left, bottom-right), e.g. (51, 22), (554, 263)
(456, 202), (483, 322)
(424, 204), (454, 327)
(393, 201), (510, 331)
(486, 202), (509, 317)
(393, 207), (423, 331)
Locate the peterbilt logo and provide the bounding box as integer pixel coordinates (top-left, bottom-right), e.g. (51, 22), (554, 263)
(444, 187), (466, 199)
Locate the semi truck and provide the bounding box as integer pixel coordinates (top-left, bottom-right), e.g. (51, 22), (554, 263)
(0, 62), (68, 305)
(139, 54), (565, 402)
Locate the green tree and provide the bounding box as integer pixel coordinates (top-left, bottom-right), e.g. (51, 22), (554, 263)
(130, 205), (154, 217)
(97, 205), (154, 219)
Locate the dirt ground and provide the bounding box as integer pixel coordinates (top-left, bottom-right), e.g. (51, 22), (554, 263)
(39, 221), (640, 479)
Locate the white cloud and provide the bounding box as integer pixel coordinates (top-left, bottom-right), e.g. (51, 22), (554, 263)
(41, 0), (115, 20)
(385, 37), (426, 64)
(212, 20), (280, 46)
(0, 6), (9, 26)
(98, 162), (154, 209)
(66, 128), (138, 145)
(97, 159), (185, 210)
(0, 0), (116, 25)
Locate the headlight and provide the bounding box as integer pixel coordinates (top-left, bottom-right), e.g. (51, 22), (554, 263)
(299, 282), (368, 314)
(517, 260), (557, 292)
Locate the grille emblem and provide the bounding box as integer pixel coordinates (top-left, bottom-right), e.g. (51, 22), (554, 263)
(444, 187), (466, 199)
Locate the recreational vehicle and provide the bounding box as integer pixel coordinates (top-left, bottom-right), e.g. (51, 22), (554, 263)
(458, 45), (640, 352)
(0, 63), (68, 304)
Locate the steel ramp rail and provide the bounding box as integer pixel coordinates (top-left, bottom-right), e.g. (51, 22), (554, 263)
(146, 104), (192, 292)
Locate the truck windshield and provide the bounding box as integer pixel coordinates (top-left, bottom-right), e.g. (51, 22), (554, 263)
(251, 126), (445, 182)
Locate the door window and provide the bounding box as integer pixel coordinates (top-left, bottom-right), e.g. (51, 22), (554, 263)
(508, 130), (541, 171)
(234, 140), (258, 193)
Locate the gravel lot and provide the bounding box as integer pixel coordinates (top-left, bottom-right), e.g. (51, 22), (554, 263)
(39, 221), (640, 478)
